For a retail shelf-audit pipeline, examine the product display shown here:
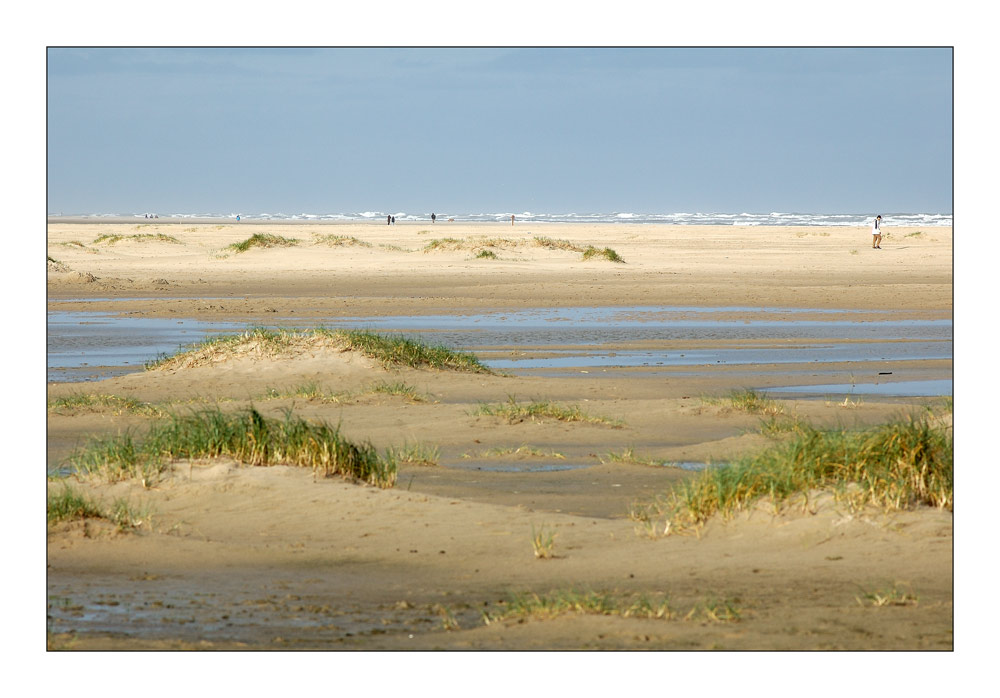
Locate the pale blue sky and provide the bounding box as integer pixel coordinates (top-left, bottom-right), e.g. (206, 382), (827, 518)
(47, 47), (952, 215)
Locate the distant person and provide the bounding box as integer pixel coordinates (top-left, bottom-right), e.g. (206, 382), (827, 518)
(391, 216), (396, 225)
(872, 214), (883, 249)
(387, 215), (391, 226)
(236, 214), (241, 222)
(511, 214), (515, 226)
(431, 213), (436, 224)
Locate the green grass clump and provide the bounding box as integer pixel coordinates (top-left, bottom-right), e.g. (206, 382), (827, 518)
(312, 234), (371, 247)
(599, 447), (669, 467)
(582, 246), (625, 263)
(48, 393), (162, 416)
(422, 237), (463, 252)
(367, 380), (428, 402)
(260, 381), (350, 403)
(532, 237), (584, 252)
(144, 327), (309, 370)
(67, 407), (397, 488)
(651, 416), (952, 531)
(464, 445), (566, 460)
(473, 397), (622, 427)
(338, 329), (492, 373)
(855, 583), (919, 607)
(47, 484), (106, 523)
(475, 249), (498, 259)
(47, 484), (151, 529)
(386, 442), (440, 467)
(227, 233), (300, 253)
(727, 388), (783, 415)
(703, 388), (784, 416)
(484, 590), (674, 624)
(93, 233), (181, 245)
(144, 327), (491, 374)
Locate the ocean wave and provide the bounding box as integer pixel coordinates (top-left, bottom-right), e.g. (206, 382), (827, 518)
(49, 211), (953, 227)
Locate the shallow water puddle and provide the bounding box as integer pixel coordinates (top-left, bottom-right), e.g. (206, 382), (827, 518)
(765, 378), (953, 397)
(47, 311), (246, 382)
(46, 305), (952, 382)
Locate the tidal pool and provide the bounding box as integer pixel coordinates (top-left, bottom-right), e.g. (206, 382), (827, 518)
(46, 305), (952, 382)
(765, 378), (953, 398)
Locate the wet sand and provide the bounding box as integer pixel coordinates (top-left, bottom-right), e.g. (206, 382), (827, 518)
(46, 221), (953, 650)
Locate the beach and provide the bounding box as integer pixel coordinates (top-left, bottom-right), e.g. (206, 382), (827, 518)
(46, 220), (953, 650)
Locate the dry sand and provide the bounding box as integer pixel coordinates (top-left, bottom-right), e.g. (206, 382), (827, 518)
(45, 220), (953, 650)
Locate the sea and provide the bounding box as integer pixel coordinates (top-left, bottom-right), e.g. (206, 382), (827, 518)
(48, 211), (952, 227)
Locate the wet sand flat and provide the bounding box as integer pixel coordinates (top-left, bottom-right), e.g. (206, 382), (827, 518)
(46, 221), (953, 650)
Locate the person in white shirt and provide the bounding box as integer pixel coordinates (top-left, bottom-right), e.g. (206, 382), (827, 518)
(872, 215), (883, 249)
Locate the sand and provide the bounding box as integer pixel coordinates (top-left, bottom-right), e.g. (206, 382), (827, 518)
(45, 219), (953, 650)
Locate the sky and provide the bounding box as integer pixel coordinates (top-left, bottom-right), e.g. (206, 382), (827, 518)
(46, 47), (952, 216)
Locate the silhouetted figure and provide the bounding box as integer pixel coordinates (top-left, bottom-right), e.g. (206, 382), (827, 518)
(387, 215), (391, 226)
(511, 214), (515, 226)
(431, 213), (436, 224)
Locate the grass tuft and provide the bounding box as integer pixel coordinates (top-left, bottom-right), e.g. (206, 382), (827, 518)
(93, 233), (180, 245)
(48, 393), (163, 416)
(855, 582), (919, 607)
(338, 329), (492, 373)
(639, 416), (952, 533)
(227, 233), (300, 253)
(67, 407), (397, 488)
(582, 246), (625, 263)
(531, 524), (558, 559)
(474, 397), (623, 427)
(47, 484), (106, 523)
(484, 589), (674, 624)
(312, 234), (371, 247)
(47, 484), (151, 531)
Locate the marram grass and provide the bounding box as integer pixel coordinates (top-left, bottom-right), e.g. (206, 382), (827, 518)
(67, 407), (397, 488)
(48, 393), (163, 416)
(633, 416), (952, 533)
(582, 246), (625, 263)
(47, 484), (151, 530)
(93, 233), (181, 245)
(227, 233), (300, 253)
(145, 327), (492, 374)
(474, 397), (623, 427)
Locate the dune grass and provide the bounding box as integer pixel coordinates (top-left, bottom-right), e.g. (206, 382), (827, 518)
(475, 249), (498, 259)
(93, 233), (181, 245)
(632, 416), (952, 534)
(67, 407), (398, 488)
(47, 484), (151, 530)
(599, 447), (670, 467)
(47, 393), (163, 416)
(312, 234), (371, 247)
(532, 236), (584, 252)
(582, 246), (626, 263)
(703, 388), (784, 416)
(385, 441), (440, 467)
(483, 589), (675, 624)
(531, 524), (558, 559)
(227, 233), (300, 253)
(463, 445), (567, 460)
(145, 327), (492, 374)
(474, 397), (623, 427)
(337, 329), (492, 373)
(47, 484), (106, 523)
(367, 380), (429, 402)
